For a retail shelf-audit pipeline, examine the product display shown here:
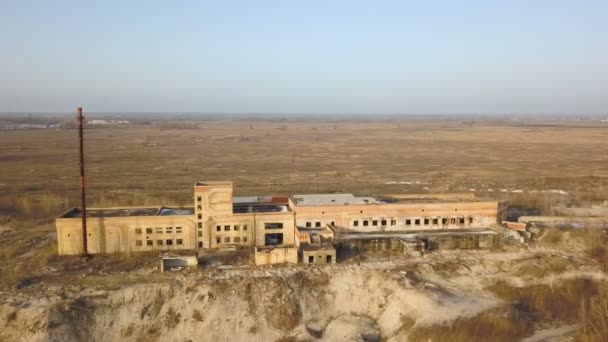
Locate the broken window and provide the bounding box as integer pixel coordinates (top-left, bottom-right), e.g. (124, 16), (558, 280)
(315, 222), (321, 228)
(198, 241), (203, 248)
(146, 228), (153, 234)
(156, 227), (163, 233)
(451, 218), (456, 224)
(197, 214), (202, 219)
(176, 239), (183, 245)
(224, 237), (230, 243)
(308, 256), (314, 263)
(166, 227), (173, 233)
(265, 223), (283, 229)
(372, 220), (378, 226)
(459, 217), (465, 225)
(243, 237), (248, 243)
(136, 240), (142, 246)
(176, 227), (182, 233)
(406, 219), (411, 225)
(326, 255), (332, 263)
(234, 237), (240, 243)
(468, 217), (474, 224)
(415, 219), (420, 225)
(381, 219), (387, 226)
(234, 225), (240, 231)
(331, 221), (335, 226)
(197, 205), (202, 210)
(198, 231), (202, 237)
(442, 218), (448, 225)
(216, 237), (221, 244)
(432, 218), (438, 225)
(197, 195), (202, 202)
(354, 220), (359, 227)
(135, 228), (142, 234)
(198, 222), (202, 228)
(363, 220), (369, 226)
(157, 239), (163, 246)
(265, 233), (283, 246)
(147, 240), (153, 246)
(243, 225), (248, 231)
(166, 239), (173, 245)
(391, 219), (396, 226)
(224, 225), (230, 231)
(306, 222), (312, 228)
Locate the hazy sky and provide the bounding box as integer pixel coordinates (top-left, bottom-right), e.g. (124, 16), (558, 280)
(1, 1), (607, 114)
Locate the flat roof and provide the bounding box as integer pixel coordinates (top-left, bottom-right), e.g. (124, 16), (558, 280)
(233, 203), (290, 214)
(291, 194), (381, 206)
(337, 229), (497, 241)
(60, 207), (194, 218)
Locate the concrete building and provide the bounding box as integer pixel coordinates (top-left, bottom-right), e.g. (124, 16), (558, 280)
(56, 181), (506, 265)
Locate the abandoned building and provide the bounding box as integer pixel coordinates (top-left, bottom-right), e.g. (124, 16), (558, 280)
(56, 181), (507, 265)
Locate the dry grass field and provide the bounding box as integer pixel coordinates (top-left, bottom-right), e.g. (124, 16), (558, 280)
(2, 117), (608, 341)
(1, 118), (607, 219)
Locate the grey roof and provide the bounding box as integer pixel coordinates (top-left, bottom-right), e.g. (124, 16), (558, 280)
(291, 194), (381, 206)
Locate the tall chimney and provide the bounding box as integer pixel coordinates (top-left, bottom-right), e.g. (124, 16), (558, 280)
(77, 107), (88, 256)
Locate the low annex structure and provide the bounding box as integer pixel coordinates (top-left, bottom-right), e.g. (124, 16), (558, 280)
(55, 181), (507, 265)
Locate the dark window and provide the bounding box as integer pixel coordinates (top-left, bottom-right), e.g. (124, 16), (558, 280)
(197, 195), (202, 202)
(265, 223), (283, 229)
(424, 219), (429, 225)
(176, 239), (183, 245)
(243, 225), (248, 231)
(442, 218), (448, 225)
(243, 237), (248, 243)
(135, 228), (142, 234)
(354, 220), (359, 226)
(197, 214), (202, 219)
(432, 218), (438, 225)
(459, 217), (465, 224)
(157, 239), (163, 246)
(265, 233), (283, 246)
(197, 205), (202, 210)
(234, 237), (240, 243)
(198, 241), (203, 248)
(224, 225), (230, 231)
(306, 222), (312, 228)
(451, 218), (456, 224)
(224, 237), (230, 243)
(166, 227), (173, 233)
(315, 222), (321, 227)
(146, 240), (153, 246)
(391, 219), (396, 226)
(146, 228), (153, 234)
(216, 225), (221, 232)
(198, 231), (202, 237)
(308, 256), (314, 263)
(326, 255), (332, 263)
(415, 219), (420, 225)
(198, 222), (202, 228)
(372, 220), (378, 226)
(406, 219), (411, 225)
(216, 237), (221, 243)
(234, 225), (240, 231)
(363, 220), (369, 226)
(136, 240), (142, 246)
(166, 239), (173, 245)
(156, 227), (163, 233)
(176, 227), (182, 233)
(381, 219), (387, 226)
(331, 221), (335, 226)
(469, 217), (474, 224)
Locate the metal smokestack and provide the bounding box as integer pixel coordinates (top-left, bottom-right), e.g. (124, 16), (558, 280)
(77, 107), (88, 256)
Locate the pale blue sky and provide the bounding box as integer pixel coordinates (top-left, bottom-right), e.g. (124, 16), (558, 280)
(1, 1), (607, 114)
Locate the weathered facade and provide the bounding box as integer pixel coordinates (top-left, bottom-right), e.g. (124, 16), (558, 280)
(56, 181), (506, 265)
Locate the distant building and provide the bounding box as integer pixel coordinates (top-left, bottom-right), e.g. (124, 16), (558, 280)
(55, 181), (506, 265)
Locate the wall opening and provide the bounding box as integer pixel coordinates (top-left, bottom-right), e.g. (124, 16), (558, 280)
(265, 233), (284, 246)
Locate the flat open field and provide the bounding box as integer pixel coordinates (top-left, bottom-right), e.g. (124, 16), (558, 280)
(1, 118), (608, 217)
